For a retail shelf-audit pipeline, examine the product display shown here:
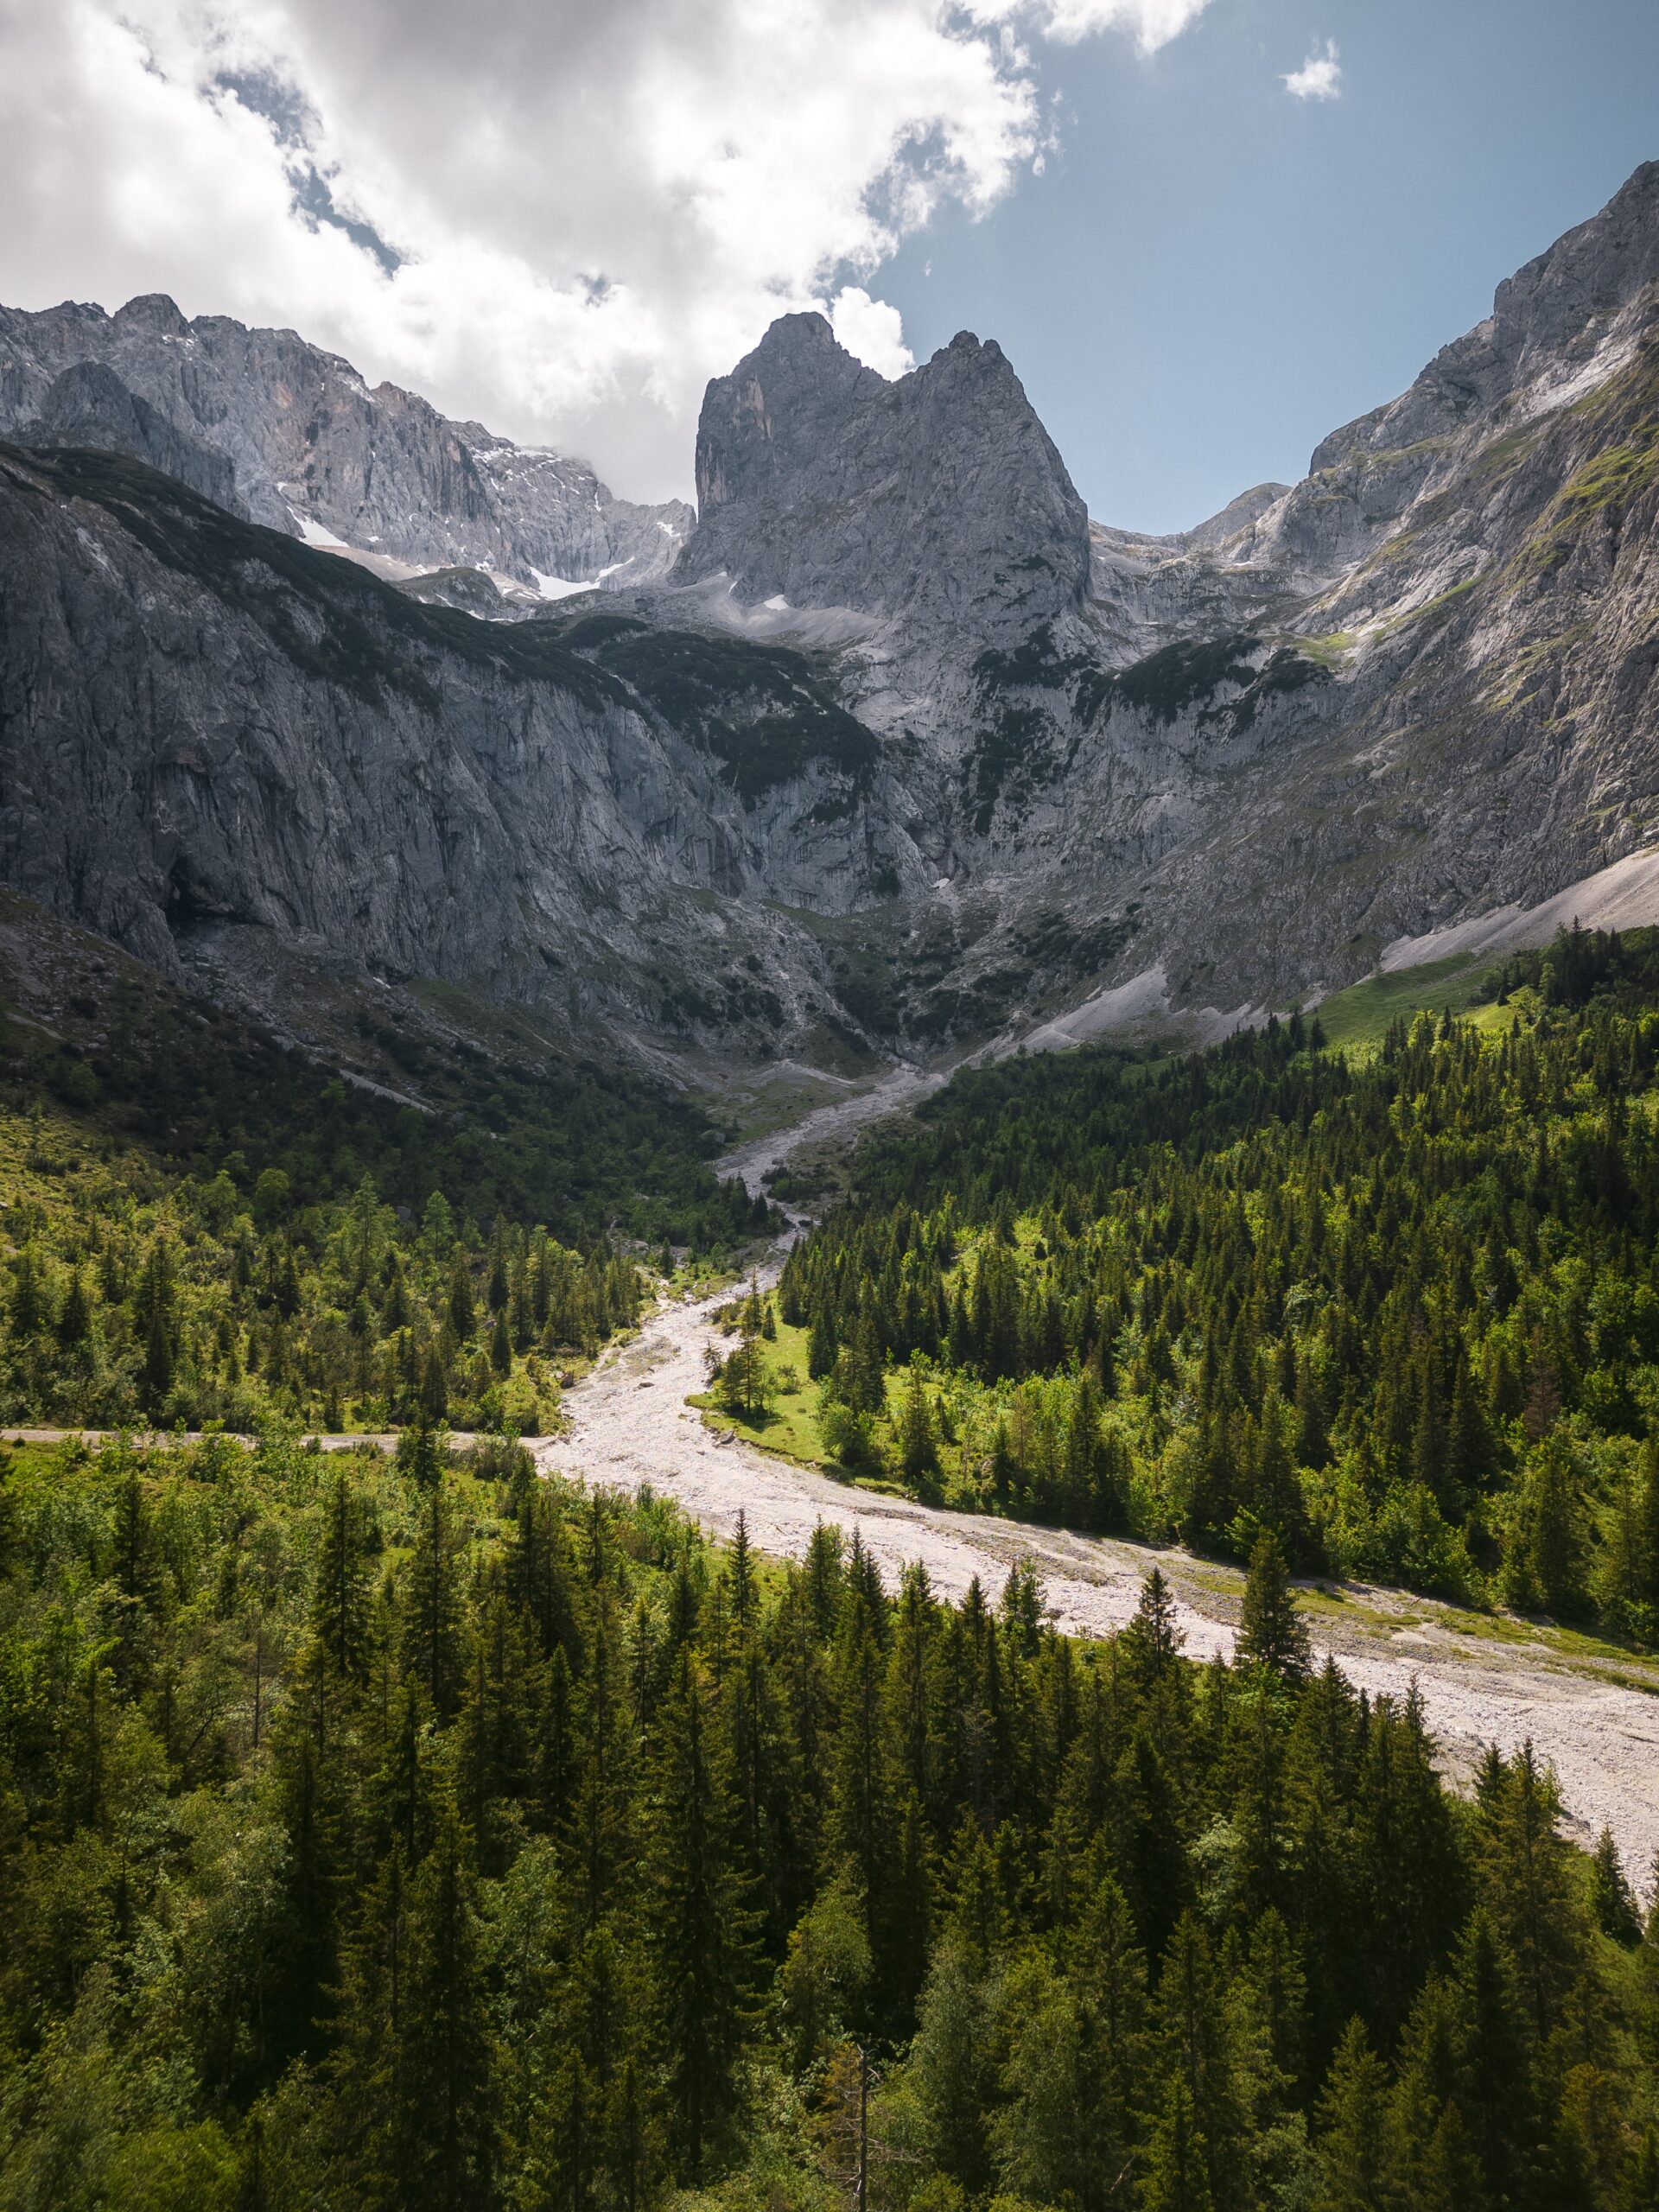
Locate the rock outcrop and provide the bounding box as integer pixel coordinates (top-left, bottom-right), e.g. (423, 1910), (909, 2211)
(16, 361), (244, 513)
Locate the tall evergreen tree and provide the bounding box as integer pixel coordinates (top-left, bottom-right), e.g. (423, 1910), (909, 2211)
(1236, 1531), (1311, 1685)
(645, 1654), (759, 2175)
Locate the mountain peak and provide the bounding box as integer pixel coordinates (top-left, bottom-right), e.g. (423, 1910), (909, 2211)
(1313, 157), (1659, 471)
(755, 309), (836, 350)
(676, 314), (1087, 628)
(112, 293), (192, 338)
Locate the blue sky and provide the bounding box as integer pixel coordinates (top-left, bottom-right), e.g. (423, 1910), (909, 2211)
(881, 0), (1659, 531)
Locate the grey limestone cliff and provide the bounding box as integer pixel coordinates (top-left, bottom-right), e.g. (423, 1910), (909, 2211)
(2, 162), (1657, 1075)
(17, 361), (244, 514)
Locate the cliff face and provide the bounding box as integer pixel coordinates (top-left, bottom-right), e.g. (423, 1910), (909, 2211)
(16, 361), (245, 513)
(0, 294), (693, 591)
(1, 163), (1656, 1073)
(0, 443), (923, 1058)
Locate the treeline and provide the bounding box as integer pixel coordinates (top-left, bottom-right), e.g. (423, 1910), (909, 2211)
(0, 1147), (644, 1430)
(783, 927), (1659, 1623)
(0, 1436), (1654, 2209)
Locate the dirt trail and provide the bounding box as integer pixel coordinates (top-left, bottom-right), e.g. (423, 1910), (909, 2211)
(538, 1076), (1659, 1883)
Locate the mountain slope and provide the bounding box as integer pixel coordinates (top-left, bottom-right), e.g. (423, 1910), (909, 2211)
(0, 442), (919, 1060)
(0, 163), (1656, 1073)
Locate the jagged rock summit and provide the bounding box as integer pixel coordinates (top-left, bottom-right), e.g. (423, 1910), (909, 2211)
(673, 311), (1089, 632)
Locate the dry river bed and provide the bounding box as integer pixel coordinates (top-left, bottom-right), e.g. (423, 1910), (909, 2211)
(543, 1077), (1659, 1884)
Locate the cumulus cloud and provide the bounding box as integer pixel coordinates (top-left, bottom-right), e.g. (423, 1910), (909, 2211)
(829, 288), (917, 379)
(0, 0), (1213, 495)
(1282, 37), (1341, 100)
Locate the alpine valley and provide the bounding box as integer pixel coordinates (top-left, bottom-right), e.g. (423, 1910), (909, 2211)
(10, 134), (1659, 2212)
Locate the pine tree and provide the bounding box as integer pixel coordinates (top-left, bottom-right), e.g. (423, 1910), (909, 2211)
(448, 1251), (475, 1341)
(808, 1308), (837, 1381)
(1123, 1566), (1183, 1688)
(1141, 2078), (1215, 2212)
(1640, 1428), (1659, 1612)
(1504, 1431), (1587, 1617)
(142, 1297), (175, 1412)
(10, 1245), (43, 1338)
(1293, 1348), (1328, 1470)
(646, 1653), (759, 2175)
(55, 1269), (91, 1351)
(898, 1365), (941, 1497)
(1478, 1742), (1583, 2044)
(1588, 1825), (1641, 1946)
(1313, 2017), (1400, 2212)
(310, 1467), (372, 1688)
(1236, 1530), (1311, 1684)
(375, 1808), (497, 2211)
(400, 1481), (464, 1719)
(487, 1216), (511, 1313)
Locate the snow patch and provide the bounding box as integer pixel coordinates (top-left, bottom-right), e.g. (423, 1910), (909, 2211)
(531, 570), (599, 602)
(285, 504), (350, 551)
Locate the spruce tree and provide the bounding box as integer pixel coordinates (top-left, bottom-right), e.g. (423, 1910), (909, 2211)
(310, 1467), (372, 1687)
(898, 1365), (941, 1496)
(645, 1653), (759, 2175)
(400, 1480), (464, 1720)
(1123, 1566), (1183, 1688)
(1236, 1530), (1311, 1685)
(1313, 2017), (1400, 2212)
(1588, 1825), (1642, 1947)
(1141, 2077), (1215, 2212)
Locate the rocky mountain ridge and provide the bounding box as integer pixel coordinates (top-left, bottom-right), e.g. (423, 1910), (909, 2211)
(0, 292), (693, 594)
(0, 162), (1656, 1084)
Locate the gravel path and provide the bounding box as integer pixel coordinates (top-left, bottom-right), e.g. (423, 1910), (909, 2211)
(542, 1256), (1659, 1885)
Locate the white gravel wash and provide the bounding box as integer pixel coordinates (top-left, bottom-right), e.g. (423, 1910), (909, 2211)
(538, 1274), (1659, 1887)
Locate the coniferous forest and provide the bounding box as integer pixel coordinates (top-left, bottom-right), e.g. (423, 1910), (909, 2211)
(783, 928), (1659, 1629)
(3, 927), (1659, 2209)
(3, 1432), (1659, 2212)
(0, 935), (769, 1433)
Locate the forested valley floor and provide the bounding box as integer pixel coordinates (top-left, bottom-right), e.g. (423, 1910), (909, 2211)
(5, 923), (1659, 2207)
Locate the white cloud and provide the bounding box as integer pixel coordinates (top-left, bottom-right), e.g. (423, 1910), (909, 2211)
(1011, 0), (1210, 52)
(829, 288), (916, 378)
(1282, 37), (1341, 100)
(0, 0), (1215, 497)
